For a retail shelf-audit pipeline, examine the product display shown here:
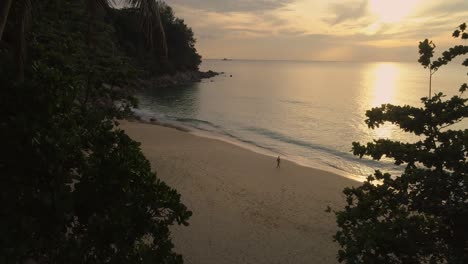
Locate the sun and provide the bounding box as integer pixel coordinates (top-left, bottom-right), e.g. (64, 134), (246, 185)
(369, 0), (420, 23)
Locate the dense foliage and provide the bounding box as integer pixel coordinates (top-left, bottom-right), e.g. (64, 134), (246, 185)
(0, 0), (191, 263)
(331, 24), (468, 263)
(112, 2), (202, 75)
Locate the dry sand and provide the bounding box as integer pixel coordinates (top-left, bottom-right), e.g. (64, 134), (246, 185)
(120, 120), (358, 264)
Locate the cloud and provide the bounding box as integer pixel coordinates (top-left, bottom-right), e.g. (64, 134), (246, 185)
(324, 0), (369, 25)
(160, 0), (468, 61)
(164, 0), (295, 13)
(166, 3), (309, 40)
(413, 0), (468, 16)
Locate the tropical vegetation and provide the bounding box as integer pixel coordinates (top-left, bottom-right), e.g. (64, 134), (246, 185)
(331, 24), (468, 263)
(0, 0), (195, 262)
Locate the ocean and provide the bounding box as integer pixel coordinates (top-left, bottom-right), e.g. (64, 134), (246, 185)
(134, 59), (467, 181)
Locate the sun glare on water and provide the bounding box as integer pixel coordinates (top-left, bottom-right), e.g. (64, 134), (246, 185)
(366, 63), (401, 138)
(369, 0), (420, 23)
(370, 63), (398, 107)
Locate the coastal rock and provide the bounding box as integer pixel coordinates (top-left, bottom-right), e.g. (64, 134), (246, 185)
(199, 70), (219, 79)
(137, 70), (220, 89)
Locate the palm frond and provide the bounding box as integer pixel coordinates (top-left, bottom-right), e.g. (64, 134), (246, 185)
(123, 0), (168, 58)
(95, 0), (116, 11)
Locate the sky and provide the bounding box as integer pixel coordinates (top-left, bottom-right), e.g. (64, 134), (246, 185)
(162, 0), (468, 62)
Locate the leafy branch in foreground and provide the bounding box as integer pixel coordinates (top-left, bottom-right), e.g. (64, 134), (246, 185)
(331, 23), (468, 263)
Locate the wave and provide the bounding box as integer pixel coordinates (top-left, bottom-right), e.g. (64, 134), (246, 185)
(174, 117), (279, 153)
(132, 108), (166, 121)
(243, 126), (394, 169)
(175, 117), (223, 129)
(280, 99), (309, 105)
(222, 131), (278, 154)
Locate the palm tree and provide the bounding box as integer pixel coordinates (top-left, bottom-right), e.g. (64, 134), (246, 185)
(125, 0), (168, 58)
(86, 0), (168, 58)
(86, 0), (168, 56)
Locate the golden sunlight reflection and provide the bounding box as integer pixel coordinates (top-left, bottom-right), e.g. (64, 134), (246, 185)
(370, 63), (398, 107)
(366, 63), (400, 138)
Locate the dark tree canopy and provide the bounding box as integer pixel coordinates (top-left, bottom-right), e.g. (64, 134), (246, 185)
(331, 24), (468, 263)
(112, 2), (202, 75)
(0, 0), (191, 263)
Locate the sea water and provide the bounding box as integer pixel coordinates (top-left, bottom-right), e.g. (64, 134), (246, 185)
(134, 59), (467, 181)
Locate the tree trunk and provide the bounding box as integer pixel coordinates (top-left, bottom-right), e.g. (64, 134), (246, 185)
(0, 0), (13, 40)
(155, 2), (168, 59)
(15, 17), (25, 82)
(14, 0), (29, 82)
(429, 69), (432, 99)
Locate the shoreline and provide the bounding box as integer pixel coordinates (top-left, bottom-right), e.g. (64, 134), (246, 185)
(125, 118), (362, 182)
(189, 128), (363, 182)
(119, 120), (358, 263)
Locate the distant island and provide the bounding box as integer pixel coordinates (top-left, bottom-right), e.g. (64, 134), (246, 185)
(222, 58), (232, 61)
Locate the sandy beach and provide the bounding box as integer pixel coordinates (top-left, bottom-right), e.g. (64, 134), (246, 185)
(120, 120), (358, 264)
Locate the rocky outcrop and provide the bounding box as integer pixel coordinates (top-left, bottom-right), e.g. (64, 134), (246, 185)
(137, 70), (220, 89)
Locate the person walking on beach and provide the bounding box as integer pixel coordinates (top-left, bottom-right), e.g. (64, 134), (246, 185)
(276, 156), (281, 168)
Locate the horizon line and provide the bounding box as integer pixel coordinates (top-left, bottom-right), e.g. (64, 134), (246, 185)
(202, 58), (416, 63)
